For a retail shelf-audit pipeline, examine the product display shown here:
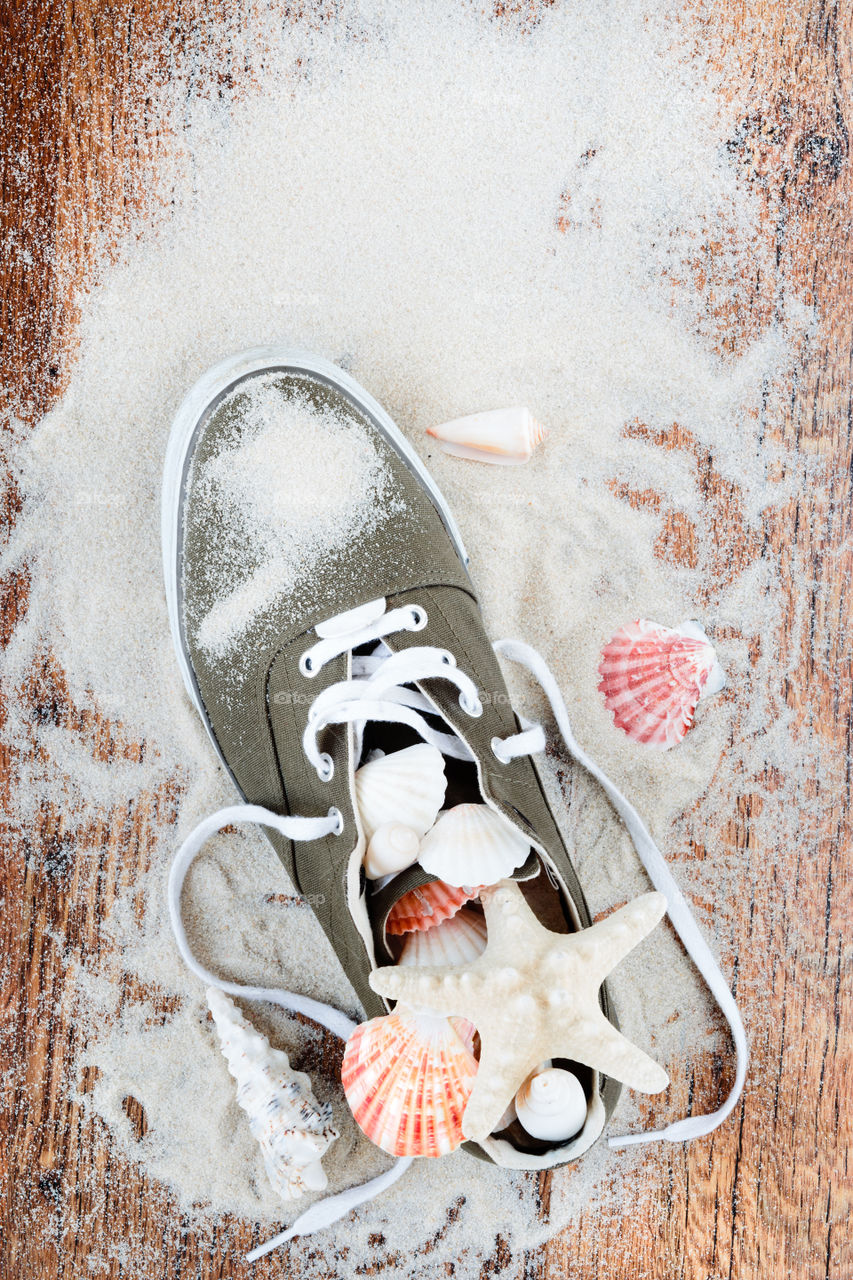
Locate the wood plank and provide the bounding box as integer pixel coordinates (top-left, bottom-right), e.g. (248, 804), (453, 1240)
(1, 1), (849, 1277)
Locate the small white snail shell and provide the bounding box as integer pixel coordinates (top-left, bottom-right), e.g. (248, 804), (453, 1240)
(514, 1067), (587, 1142)
(363, 822), (421, 880)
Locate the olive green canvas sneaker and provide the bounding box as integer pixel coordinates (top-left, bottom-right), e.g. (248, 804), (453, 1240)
(162, 347), (628, 1168)
(163, 348), (747, 1189)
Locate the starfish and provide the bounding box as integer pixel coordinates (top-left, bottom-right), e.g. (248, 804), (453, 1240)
(369, 879), (670, 1142)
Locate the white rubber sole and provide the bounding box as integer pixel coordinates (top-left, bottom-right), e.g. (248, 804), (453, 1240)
(161, 345), (470, 736)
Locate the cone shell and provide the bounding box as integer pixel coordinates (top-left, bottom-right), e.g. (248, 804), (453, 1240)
(598, 618), (725, 749)
(386, 879), (482, 936)
(514, 1066), (587, 1142)
(418, 803), (530, 887)
(398, 906), (487, 967)
(206, 989), (338, 1200)
(426, 406), (547, 465)
(355, 744), (446, 843)
(341, 1009), (478, 1157)
(364, 822), (421, 880)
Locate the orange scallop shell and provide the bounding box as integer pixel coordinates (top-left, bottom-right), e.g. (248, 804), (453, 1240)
(341, 1009), (478, 1157)
(385, 879), (483, 936)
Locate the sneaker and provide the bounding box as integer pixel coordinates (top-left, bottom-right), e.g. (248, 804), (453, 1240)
(162, 348), (743, 1177)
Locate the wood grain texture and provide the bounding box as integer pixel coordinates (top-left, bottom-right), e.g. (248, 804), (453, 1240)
(1, 2), (849, 1278)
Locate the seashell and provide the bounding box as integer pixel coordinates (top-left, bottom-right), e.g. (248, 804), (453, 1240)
(364, 822), (421, 880)
(341, 1008), (478, 1157)
(207, 988), (338, 1199)
(514, 1066), (588, 1142)
(598, 618), (726, 749)
(418, 803), (530, 887)
(354, 744), (446, 843)
(398, 906), (487, 967)
(426, 406), (547, 465)
(386, 879), (482, 936)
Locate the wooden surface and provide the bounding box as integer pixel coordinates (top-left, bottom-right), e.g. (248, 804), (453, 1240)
(1, 1), (850, 1277)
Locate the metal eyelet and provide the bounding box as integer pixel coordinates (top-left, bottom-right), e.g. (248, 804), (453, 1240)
(329, 807), (344, 835)
(408, 605), (428, 630)
(299, 651), (319, 678)
(317, 754), (334, 782)
(460, 694), (484, 718)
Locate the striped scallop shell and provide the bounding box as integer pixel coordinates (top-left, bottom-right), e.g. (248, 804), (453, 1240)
(354, 744), (446, 843)
(598, 619), (725, 749)
(341, 1009), (478, 1157)
(398, 906), (487, 967)
(418, 803), (530, 887)
(386, 879), (482, 936)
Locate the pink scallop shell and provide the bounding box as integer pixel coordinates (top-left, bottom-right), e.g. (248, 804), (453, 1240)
(341, 1009), (478, 1157)
(598, 618), (719, 749)
(386, 879), (483, 936)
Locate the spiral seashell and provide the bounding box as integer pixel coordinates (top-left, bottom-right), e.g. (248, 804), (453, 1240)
(426, 406), (547, 465)
(341, 1007), (478, 1157)
(598, 618), (725, 749)
(398, 906), (487, 967)
(418, 803), (530, 887)
(354, 744), (446, 843)
(386, 879), (482, 936)
(207, 988), (338, 1200)
(363, 822), (421, 880)
(514, 1066), (587, 1142)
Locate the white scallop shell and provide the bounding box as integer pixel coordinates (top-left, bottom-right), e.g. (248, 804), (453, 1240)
(417, 803), (530, 887)
(354, 744), (446, 843)
(398, 906), (487, 967)
(363, 822), (421, 880)
(514, 1066), (587, 1142)
(207, 988), (338, 1200)
(426, 407), (547, 465)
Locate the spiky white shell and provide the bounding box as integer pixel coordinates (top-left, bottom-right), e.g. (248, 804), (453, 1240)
(398, 906), (487, 967)
(598, 618), (725, 749)
(514, 1066), (587, 1142)
(207, 989), (338, 1200)
(354, 744), (446, 843)
(426, 407), (547, 465)
(341, 1008), (478, 1157)
(418, 803), (530, 887)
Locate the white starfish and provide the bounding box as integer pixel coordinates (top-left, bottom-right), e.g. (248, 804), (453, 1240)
(369, 879), (670, 1142)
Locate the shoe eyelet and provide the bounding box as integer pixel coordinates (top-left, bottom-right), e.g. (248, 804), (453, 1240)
(460, 694), (483, 718)
(317, 754), (334, 782)
(329, 807), (344, 835)
(491, 735), (510, 763)
(408, 605), (428, 631)
(440, 651), (456, 666)
(300, 651), (319, 678)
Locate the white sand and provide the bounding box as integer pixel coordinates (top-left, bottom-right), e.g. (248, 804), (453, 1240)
(192, 378), (402, 654)
(0, 0), (819, 1273)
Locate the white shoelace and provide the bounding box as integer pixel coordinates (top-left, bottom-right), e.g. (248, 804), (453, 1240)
(168, 604), (748, 1258)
